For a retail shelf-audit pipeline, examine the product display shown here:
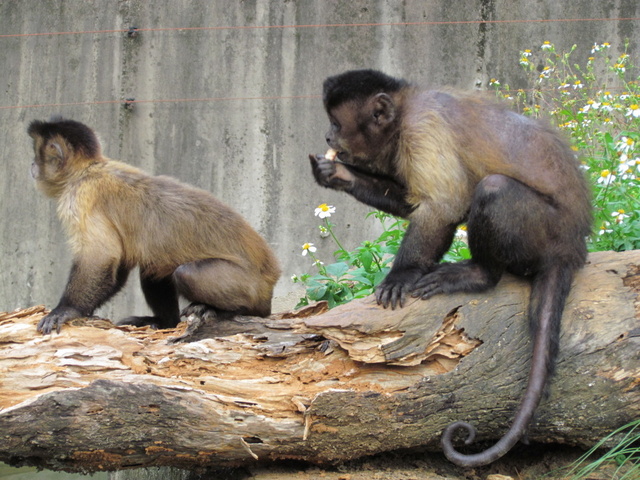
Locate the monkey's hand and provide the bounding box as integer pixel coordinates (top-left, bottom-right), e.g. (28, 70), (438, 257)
(375, 268), (423, 309)
(309, 154), (354, 190)
(37, 305), (84, 334)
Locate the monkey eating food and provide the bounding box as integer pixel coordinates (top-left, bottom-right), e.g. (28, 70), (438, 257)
(308, 69), (591, 467)
(29, 117), (280, 335)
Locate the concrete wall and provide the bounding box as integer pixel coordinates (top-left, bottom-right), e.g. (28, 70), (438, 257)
(0, 0), (638, 320)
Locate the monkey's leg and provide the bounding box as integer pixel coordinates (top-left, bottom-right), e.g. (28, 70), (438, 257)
(377, 219), (458, 309)
(173, 258), (272, 318)
(38, 261), (130, 334)
(117, 275), (180, 329)
(412, 174), (555, 300)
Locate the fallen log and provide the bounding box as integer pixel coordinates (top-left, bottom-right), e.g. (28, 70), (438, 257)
(0, 250), (638, 473)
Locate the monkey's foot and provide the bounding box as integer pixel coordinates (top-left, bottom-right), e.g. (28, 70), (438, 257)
(116, 316), (162, 329)
(410, 272), (445, 300)
(167, 315), (204, 344)
(180, 302), (219, 322)
(412, 261), (499, 300)
(168, 303), (219, 344)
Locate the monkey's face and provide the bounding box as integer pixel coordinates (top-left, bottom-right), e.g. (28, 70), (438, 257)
(29, 135), (69, 195)
(325, 95), (399, 174)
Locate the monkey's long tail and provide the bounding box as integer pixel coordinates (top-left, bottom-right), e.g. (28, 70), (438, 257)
(441, 264), (574, 468)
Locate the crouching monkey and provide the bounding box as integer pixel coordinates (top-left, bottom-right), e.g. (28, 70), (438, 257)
(29, 117), (280, 335)
(309, 69), (592, 467)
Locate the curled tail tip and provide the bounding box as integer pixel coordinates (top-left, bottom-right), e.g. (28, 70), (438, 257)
(441, 420), (511, 468)
(441, 421), (482, 467)
(442, 421), (476, 446)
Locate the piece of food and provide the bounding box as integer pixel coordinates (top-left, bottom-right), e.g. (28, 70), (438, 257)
(325, 148), (338, 161)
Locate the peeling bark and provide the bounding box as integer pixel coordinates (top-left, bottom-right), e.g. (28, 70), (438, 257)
(0, 250), (638, 473)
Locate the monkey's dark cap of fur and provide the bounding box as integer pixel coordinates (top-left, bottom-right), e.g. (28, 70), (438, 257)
(322, 69), (408, 111)
(28, 116), (100, 159)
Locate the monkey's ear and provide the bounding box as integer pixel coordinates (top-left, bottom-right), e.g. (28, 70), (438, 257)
(44, 140), (66, 164)
(370, 93), (396, 126)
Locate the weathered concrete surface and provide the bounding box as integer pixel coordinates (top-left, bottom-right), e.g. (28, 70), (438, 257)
(0, 1), (638, 321)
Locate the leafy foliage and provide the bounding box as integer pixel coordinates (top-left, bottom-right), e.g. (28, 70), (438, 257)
(293, 210), (408, 309)
(494, 41), (640, 252)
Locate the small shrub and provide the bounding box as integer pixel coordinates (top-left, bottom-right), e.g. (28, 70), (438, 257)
(493, 41), (640, 251)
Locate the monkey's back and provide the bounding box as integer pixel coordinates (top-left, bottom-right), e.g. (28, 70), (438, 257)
(401, 90), (592, 249)
(73, 160), (280, 280)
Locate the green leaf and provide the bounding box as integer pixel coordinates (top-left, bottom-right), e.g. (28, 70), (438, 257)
(306, 284), (328, 301)
(349, 274), (374, 286)
(359, 249), (374, 271)
(325, 262), (349, 278)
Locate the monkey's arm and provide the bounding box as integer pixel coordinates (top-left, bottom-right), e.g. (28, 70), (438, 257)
(376, 208), (459, 309)
(309, 155), (414, 218)
(38, 246), (128, 335)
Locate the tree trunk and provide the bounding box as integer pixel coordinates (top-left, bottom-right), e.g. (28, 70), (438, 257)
(0, 250), (638, 474)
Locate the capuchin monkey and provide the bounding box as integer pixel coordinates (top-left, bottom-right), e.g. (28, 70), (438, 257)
(309, 69), (591, 467)
(29, 117), (281, 335)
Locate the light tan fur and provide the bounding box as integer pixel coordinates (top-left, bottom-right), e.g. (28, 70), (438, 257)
(30, 123), (280, 327)
(395, 88), (590, 231)
(396, 95), (471, 221)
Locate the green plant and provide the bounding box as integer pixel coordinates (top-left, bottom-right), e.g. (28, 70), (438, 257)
(292, 204), (471, 309)
(292, 204), (406, 309)
(549, 418), (640, 479)
(491, 40), (640, 252)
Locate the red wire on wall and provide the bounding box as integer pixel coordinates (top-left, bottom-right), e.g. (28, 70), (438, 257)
(1, 16), (638, 110)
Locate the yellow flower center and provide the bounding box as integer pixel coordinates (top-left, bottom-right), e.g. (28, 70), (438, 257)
(601, 170), (611, 177)
(317, 203), (329, 212)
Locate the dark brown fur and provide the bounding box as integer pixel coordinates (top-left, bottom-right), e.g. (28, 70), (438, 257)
(309, 70), (591, 467)
(29, 117), (280, 335)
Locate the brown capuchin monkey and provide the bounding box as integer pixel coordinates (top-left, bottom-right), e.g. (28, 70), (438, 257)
(308, 69), (591, 467)
(28, 117), (281, 335)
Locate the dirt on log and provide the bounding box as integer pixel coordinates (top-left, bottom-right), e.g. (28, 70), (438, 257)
(0, 250), (638, 474)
